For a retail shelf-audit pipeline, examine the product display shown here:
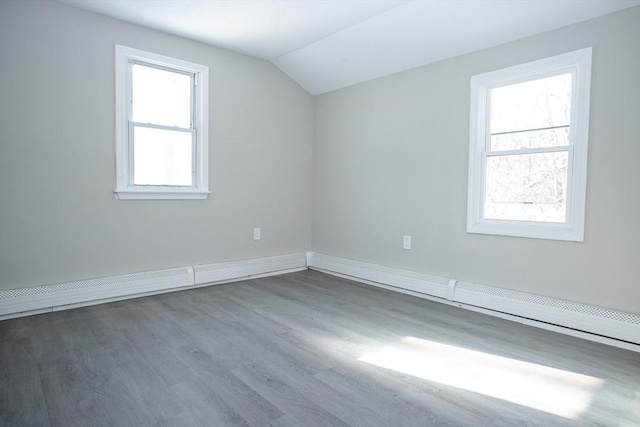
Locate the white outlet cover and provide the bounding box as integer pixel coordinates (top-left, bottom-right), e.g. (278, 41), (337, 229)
(403, 235), (411, 250)
(254, 228), (261, 240)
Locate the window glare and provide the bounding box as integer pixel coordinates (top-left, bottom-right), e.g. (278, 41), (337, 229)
(490, 73), (572, 135)
(133, 127), (193, 186)
(132, 64), (191, 128)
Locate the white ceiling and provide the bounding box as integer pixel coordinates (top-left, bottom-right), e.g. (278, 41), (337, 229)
(59, 0), (640, 95)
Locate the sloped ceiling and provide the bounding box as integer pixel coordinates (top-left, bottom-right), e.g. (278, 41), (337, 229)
(59, 0), (640, 94)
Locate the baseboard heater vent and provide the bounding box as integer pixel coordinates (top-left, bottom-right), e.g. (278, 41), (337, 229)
(0, 267), (192, 316)
(454, 281), (639, 344)
(1, 253), (307, 319)
(308, 253), (640, 346)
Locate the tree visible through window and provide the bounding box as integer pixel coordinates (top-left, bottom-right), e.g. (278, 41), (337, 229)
(485, 73), (572, 223)
(467, 48), (592, 241)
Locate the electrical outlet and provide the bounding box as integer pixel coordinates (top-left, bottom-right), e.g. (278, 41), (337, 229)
(253, 228), (261, 241)
(403, 235), (411, 250)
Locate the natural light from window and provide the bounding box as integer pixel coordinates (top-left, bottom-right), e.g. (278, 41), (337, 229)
(133, 127), (193, 186)
(115, 45), (209, 199)
(132, 64), (191, 128)
(131, 63), (194, 187)
(359, 337), (603, 419)
(485, 73), (572, 223)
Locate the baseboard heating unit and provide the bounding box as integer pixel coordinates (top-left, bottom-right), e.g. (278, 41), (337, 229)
(307, 252), (640, 352)
(0, 253), (307, 320)
(1, 251), (637, 352)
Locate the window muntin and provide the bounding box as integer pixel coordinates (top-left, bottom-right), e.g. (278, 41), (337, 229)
(490, 127), (570, 151)
(115, 45), (209, 200)
(467, 48), (592, 241)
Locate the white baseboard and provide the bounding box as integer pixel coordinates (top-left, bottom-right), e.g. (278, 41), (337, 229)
(308, 252), (640, 351)
(0, 253), (307, 319)
(194, 253), (307, 284)
(0, 266), (193, 317)
(453, 280), (640, 345)
(3, 250), (638, 352)
(310, 252), (451, 299)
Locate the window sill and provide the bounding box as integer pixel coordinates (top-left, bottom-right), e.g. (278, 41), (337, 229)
(467, 220), (584, 242)
(115, 189), (210, 200)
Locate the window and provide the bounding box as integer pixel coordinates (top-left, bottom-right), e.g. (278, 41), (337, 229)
(115, 45), (209, 199)
(467, 48), (592, 241)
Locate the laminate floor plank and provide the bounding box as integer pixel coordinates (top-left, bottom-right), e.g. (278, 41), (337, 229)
(232, 364), (352, 427)
(277, 326), (566, 427)
(170, 340), (285, 427)
(0, 332), (51, 427)
(36, 319), (154, 427)
(258, 275), (534, 360)
(221, 285), (398, 360)
(281, 274), (546, 351)
(326, 354), (573, 427)
(1, 270), (638, 426)
(169, 378), (251, 427)
(86, 313), (186, 422)
(119, 321), (200, 387)
(244, 354), (420, 427)
(280, 272), (637, 380)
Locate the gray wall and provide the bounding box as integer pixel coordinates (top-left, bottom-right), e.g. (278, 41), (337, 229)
(313, 7), (640, 314)
(2, 1), (638, 316)
(0, 1), (313, 290)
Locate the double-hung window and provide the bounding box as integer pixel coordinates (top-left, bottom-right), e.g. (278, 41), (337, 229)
(115, 45), (209, 199)
(467, 48), (592, 241)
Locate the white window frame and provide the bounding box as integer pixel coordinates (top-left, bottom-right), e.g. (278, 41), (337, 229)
(114, 45), (209, 200)
(467, 48), (592, 241)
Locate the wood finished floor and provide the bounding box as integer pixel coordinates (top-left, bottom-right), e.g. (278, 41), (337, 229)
(1, 270), (639, 427)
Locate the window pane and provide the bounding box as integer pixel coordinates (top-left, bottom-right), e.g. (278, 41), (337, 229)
(131, 64), (191, 128)
(133, 127), (193, 186)
(491, 127), (570, 151)
(484, 152), (568, 223)
(490, 73), (572, 134)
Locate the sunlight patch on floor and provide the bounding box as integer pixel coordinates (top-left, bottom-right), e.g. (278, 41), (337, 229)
(358, 337), (603, 419)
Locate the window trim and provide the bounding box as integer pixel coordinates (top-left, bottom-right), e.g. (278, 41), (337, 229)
(467, 48), (592, 241)
(114, 45), (209, 200)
